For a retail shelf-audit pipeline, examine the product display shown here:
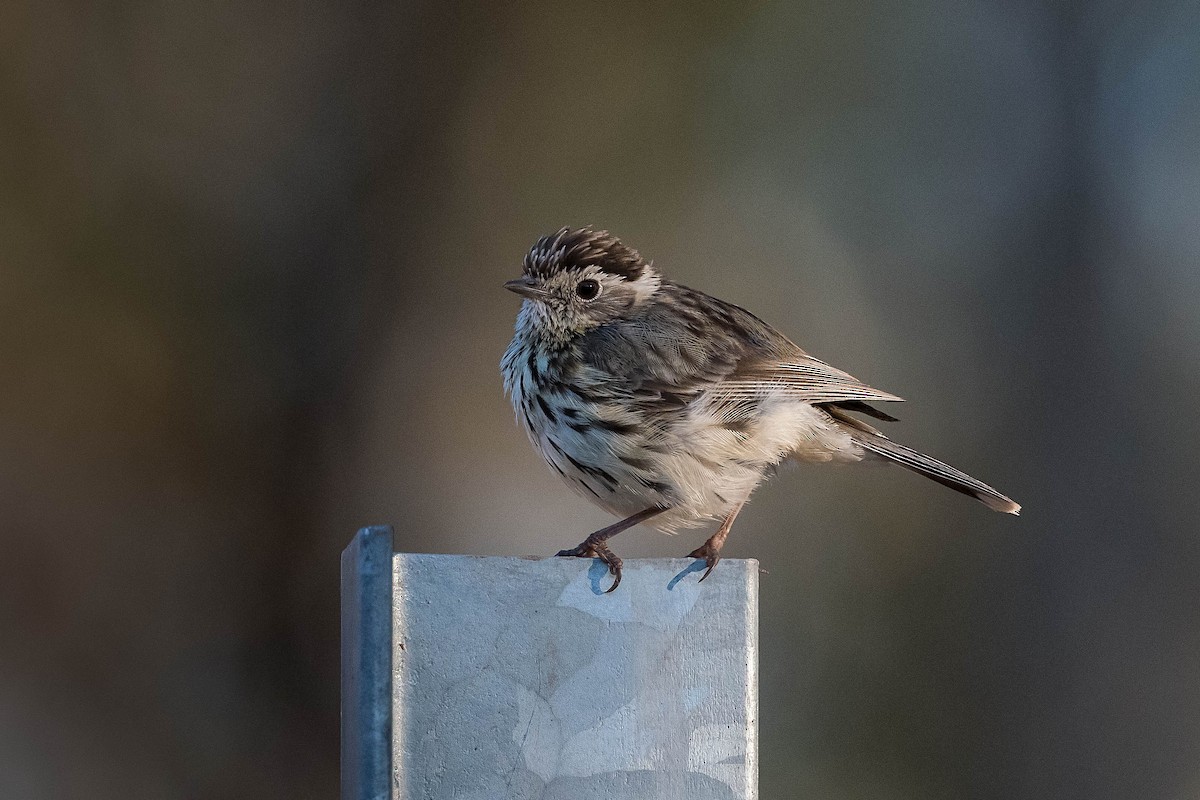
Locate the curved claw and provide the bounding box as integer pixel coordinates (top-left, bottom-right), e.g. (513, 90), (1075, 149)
(687, 544), (720, 583)
(602, 561), (623, 593)
(555, 544), (623, 593)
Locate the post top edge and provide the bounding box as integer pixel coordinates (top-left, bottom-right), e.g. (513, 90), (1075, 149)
(391, 552), (760, 568)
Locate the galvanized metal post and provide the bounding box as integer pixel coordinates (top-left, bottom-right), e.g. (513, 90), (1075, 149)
(341, 525), (394, 800)
(341, 526), (759, 800)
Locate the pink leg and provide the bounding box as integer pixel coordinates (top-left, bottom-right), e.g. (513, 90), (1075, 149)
(687, 498), (748, 582)
(556, 506), (667, 593)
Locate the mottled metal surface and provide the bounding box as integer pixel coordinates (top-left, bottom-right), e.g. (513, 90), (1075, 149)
(341, 526), (394, 800)
(391, 554), (758, 800)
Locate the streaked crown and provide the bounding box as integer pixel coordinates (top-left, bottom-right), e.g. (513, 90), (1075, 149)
(524, 227), (647, 282)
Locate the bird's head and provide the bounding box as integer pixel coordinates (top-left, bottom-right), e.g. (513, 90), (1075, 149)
(505, 227), (661, 338)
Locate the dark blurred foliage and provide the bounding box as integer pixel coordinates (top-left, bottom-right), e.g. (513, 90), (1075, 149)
(2, 1), (1199, 798)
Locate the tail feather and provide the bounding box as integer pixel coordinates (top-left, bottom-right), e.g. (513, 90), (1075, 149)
(853, 432), (1020, 515)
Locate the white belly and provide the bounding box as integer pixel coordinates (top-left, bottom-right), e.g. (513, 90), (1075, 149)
(515, 377), (864, 534)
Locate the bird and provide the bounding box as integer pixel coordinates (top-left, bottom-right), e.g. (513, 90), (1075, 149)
(500, 227), (1019, 592)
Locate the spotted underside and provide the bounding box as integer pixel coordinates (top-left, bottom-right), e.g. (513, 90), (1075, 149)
(501, 280), (904, 533)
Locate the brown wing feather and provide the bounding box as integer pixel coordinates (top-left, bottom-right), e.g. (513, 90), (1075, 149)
(711, 352), (904, 406)
(580, 281), (903, 410)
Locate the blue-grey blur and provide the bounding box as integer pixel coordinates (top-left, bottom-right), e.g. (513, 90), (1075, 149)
(2, 2), (1198, 798)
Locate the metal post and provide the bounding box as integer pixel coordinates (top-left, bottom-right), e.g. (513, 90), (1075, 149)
(342, 527), (759, 800)
(341, 525), (394, 800)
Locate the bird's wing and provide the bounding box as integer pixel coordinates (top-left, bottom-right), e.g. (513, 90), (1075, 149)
(579, 282), (903, 411)
(712, 353), (904, 405)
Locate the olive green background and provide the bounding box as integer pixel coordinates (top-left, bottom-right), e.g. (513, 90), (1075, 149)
(3, 2), (1199, 798)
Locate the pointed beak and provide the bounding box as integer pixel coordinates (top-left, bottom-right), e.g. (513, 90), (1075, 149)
(504, 276), (547, 300)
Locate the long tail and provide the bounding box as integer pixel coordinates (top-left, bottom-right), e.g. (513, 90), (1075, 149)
(853, 432), (1020, 515)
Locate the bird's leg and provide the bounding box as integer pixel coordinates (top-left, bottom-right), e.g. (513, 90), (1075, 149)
(687, 497), (749, 582)
(556, 506), (666, 593)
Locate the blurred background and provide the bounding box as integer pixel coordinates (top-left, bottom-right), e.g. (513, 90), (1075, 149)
(3, 1), (1199, 797)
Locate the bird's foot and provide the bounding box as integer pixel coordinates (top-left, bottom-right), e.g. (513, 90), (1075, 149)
(556, 541), (624, 593)
(686, 540), (722, 583)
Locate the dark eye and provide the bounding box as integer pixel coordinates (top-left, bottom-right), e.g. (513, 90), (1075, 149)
(575, 279), (601, 300)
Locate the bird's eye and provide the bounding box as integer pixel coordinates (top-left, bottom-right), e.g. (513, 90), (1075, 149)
(575, 279), (601, 301)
